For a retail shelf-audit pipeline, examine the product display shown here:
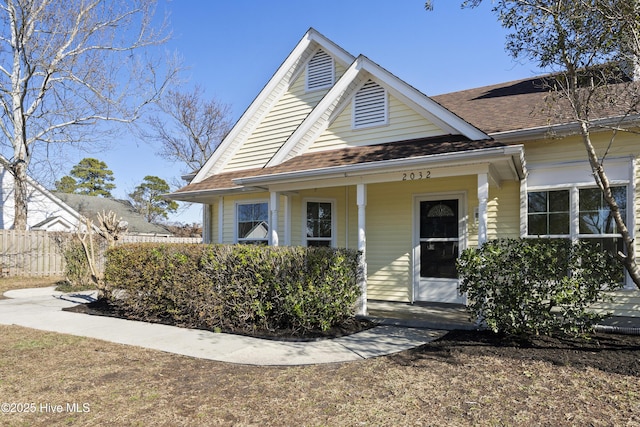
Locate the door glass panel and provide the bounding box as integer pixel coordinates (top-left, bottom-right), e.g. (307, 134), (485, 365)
(420, 199), (459, 279)
(420, 241), (458, 278)
(420, 200), (459, 238)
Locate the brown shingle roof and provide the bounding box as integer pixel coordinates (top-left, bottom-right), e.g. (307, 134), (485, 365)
(173, 135), (505, 194)
(432, 77), (559, 134)
(432, 74), (638, 134)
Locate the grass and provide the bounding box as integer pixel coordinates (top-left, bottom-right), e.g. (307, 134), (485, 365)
(0, 324), (638, 426)
(1, 276), (639, 425)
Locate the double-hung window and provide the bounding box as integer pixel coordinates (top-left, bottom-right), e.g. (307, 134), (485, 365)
(526, 185), (627, 282)
(527, 190), (570, 236)
(236, 202), (269, 245)
(305, 201), (334, 247)
(578, 187), (626, 268)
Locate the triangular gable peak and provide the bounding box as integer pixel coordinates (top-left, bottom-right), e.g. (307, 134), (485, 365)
(267, 55), (489, 167)
(0, 154), (89, 230)
(192, 28), (355, 183)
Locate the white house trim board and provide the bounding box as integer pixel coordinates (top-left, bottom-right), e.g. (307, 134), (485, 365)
(240, 146), (525, 193)
(270, 191), (280, 246)
(357, 183), (367, 315)
(193, 29), (355, 183)
(477, 173), (489, 246)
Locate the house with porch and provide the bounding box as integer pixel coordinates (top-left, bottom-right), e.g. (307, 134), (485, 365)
(168, 28), (640, 317)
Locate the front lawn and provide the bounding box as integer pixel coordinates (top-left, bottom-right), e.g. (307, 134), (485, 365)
(1, 324), (638, 426)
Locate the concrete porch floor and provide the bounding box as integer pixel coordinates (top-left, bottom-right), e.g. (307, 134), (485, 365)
(364, 300), (640, 334)
(364, 300), (477, 330)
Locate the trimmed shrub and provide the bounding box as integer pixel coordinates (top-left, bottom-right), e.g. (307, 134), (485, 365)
(103, 243), (361, 334)
(456, 238), (623, 336)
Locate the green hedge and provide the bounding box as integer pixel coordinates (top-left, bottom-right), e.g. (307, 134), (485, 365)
(103, 243), (361, 334)
(456, 238), (623, 336)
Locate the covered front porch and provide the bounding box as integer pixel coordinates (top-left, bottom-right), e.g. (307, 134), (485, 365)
(169, 138), (526, 315)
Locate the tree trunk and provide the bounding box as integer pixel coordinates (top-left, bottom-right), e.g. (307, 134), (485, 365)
(580, 122), (640, 289)
(11, 158), (28, 230)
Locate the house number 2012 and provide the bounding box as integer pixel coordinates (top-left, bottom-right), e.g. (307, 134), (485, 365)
(402, 171), (431, 181)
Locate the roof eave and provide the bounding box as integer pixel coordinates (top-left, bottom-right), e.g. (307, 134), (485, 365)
(236, 145), (526, 187)
(491, 114), (640, 143)
(165, 186), (266, 203)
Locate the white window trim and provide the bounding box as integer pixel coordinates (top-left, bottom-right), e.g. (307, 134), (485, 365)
(303, 198), (337, 247)
(352, 80), (389, 130)
(234, 199), (269, 244)
(305, 49), (335, 92)
(524, 183), (630, 237)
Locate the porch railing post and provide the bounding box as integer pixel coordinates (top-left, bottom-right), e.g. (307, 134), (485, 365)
(478, 173), (489, 246)
(269, 191), (280, 246)
(357, 183), (367, 315)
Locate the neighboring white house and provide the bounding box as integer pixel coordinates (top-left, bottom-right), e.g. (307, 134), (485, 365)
(0, 155), (82, 231)
(0, 155), (174, 236)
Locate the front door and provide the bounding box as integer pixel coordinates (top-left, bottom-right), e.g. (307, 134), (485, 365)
(414, 196), (465, 304)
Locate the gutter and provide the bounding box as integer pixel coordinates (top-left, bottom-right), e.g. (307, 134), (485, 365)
(164, 186), (265, 202)
(492, 114), (640, 143)
(235, 145), (526, 186)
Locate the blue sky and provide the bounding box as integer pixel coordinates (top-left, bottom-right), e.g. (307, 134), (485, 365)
(78, 0), (543, 224)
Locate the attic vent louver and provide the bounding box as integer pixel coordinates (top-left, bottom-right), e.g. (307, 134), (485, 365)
(353, 79), (388, 129)
(306, 49), (334, 91)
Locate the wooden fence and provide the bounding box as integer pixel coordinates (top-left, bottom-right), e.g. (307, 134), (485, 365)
(0, 230), (202, 277)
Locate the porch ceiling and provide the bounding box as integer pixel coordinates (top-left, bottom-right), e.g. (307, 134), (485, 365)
(168, 135), (526, 201)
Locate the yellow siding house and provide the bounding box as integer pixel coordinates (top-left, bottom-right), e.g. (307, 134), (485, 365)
(169, 29), (640, 317)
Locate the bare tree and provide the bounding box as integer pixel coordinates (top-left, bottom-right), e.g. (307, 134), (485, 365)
(143, 84), (233, 174)
(0, 0), (178, 230)
(428, 1), (640, 288)
(77, 210), (128, 297)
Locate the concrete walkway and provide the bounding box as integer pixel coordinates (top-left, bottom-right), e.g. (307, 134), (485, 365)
(0, 287), (447, 366)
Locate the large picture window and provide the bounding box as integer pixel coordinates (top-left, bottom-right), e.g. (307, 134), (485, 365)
(305, 201), (333, 247)
(237, 202), (269, 245)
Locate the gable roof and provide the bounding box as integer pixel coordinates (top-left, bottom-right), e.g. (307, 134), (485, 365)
(169, 30), (527, 202)
(192, 28), (355, 183)
(266, 55), (488, 166)
(0, 155), (88, 230)
(54, 193), (171, 235)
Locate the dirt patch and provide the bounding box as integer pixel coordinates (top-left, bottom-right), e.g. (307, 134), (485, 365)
(63, 297), (375, 341)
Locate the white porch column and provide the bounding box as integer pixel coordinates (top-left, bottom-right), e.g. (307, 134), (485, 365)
(356, 183), (367, 315)
(269, 191), (280, 246)
(202, 203), (211, 243)
(478, 173), (489, 246)
(218, 197), (224, 243)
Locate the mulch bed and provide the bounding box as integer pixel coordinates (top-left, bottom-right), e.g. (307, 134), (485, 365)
(63, 298), (375, 341)
(395, 328), (640, 377)
(64, 298), (640, 376)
